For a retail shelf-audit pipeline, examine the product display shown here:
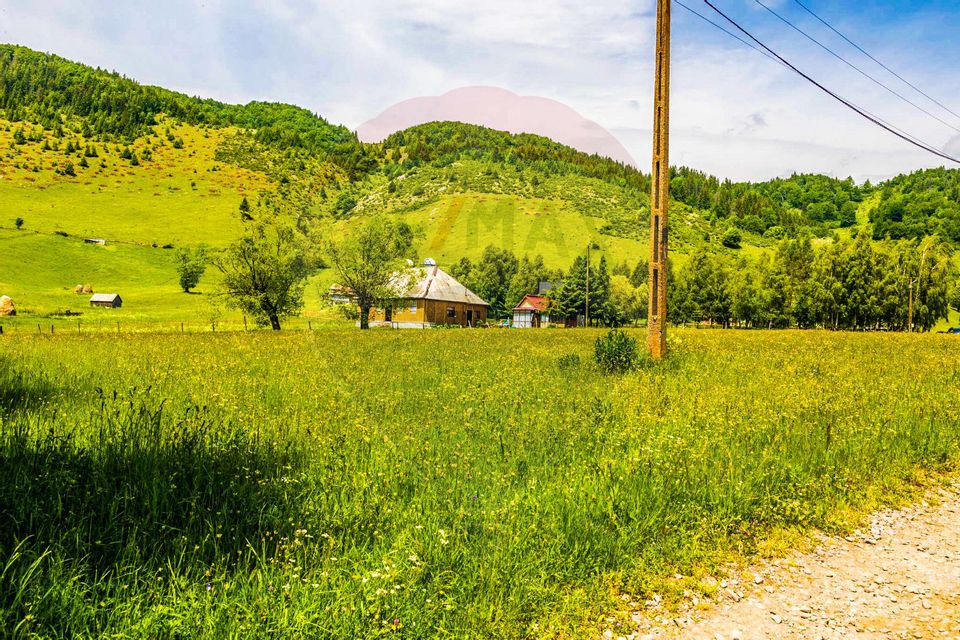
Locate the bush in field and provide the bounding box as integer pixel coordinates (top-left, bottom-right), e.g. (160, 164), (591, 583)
(557, 352), (582, 371)
(594, 328), (639, 374)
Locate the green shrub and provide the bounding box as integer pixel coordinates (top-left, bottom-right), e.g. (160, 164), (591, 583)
(594, 328), (639, 374)
(721, 227), (742, 249)
(557, 352), (582, 371)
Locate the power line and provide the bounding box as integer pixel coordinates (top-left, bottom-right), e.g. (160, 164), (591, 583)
(791, 0), (960, 123)
(675, 0), (781, 66)
(753, 0), (960, 135)
(677, 0), (951, 157)
(680, 0), (954, 149)
(700, 0), (960, 165)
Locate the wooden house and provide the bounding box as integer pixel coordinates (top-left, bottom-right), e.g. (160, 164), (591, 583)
(368, 264), (489, 328)
(89, 293), (122, 308)
(512, 294), (550, 328)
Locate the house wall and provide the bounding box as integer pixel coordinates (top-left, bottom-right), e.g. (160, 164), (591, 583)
(366, 299), (488, 327)
(423, 300), (488, 327)
(369, 299), (427, 325)
(513, 310), (533, 328)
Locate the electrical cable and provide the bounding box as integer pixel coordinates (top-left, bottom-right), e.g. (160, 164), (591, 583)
(675, 0), (782, 66)
(677, 0), (950, 157)
(791, 0), (960, 123)
(754, 0), (960, 135)
(700, 0), (960, 165)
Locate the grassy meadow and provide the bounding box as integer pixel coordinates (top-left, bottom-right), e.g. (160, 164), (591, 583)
(2, 328), (958, 638)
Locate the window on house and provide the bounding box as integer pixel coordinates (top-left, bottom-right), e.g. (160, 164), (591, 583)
(410, 300), (417, 313)
(446, 307), (456, 318)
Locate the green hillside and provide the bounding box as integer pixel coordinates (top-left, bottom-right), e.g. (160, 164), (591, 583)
(1, 43), (959, 329)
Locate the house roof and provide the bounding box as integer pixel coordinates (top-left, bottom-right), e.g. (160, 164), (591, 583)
(396, 266), (488, 306)
(89, 293), (120, 302)
(513, 294), (549, 312)
(328, 284), (354, 295)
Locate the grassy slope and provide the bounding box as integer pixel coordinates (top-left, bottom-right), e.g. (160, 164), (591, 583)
(0, 118), (349, 328)
(338, 192), (648, 268)
(0, 119), (264, 246)
(1, 117), (665, 323)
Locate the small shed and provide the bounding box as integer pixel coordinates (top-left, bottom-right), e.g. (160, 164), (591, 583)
(328, 284), (354, 305)
(0, 295), (15, 317)
(89, 293), (122, 308)
(84, 238), (106, 245)
(512, 294), (550, 328)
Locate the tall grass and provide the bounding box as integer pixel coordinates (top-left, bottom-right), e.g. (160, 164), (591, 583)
(0, 330), (958, 637)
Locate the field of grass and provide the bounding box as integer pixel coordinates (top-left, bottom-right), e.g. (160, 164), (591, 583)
(0, 119), (265, 247)
(2, 329), (958, 637)
(0, 228), (344, 332)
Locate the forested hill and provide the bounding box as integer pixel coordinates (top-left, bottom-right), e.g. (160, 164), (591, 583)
(0, 44), (374, 177)
(2, 43), (959, 254)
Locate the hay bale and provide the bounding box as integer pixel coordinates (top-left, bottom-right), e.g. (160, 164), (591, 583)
(82, 284), (94, 294)
(74, 284), (84, 294)
(0, 295), (15, 317)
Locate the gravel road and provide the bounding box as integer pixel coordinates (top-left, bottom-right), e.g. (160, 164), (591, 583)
(618, 483), (960, 640)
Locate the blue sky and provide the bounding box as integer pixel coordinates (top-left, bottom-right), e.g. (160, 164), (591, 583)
(1, 1), (958, 181)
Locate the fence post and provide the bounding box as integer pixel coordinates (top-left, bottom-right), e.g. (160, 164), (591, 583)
(308, 320), (312, 331)
(0, 325), (3, 335)
(77, 320), (81, 335)
(181, 322), (184, 334)
(51, 324), (54, 335)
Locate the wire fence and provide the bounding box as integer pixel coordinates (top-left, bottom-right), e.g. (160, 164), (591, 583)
(0, 317), (333, 337)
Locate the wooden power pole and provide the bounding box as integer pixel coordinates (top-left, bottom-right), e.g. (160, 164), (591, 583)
(648, 0), (671, 359)
(908, 279), (914, 333)
(585, 243), (591, 327)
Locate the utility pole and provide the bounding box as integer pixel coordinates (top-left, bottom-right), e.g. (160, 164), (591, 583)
(585, 243), (591, 328)
(648, 0), (671, 359)
(908, 279), (914, 333)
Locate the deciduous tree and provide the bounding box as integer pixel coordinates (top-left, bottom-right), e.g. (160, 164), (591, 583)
(213, 219), (315, 330)
(326, 216), (415, 329)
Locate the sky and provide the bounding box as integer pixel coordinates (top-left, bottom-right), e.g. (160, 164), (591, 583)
(1, 0), (959, 182)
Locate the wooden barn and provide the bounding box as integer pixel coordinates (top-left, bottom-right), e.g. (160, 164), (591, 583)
(368, 264), (489, 328)
(89, 293), (122, 308)
(512, 294), (551, 328)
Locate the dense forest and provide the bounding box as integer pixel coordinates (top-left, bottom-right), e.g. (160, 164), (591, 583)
(670, 168), (868, 239)
(869, 168), (960, 243)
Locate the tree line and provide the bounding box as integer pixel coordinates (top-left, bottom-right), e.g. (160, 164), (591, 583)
(671, 234), (956, 332)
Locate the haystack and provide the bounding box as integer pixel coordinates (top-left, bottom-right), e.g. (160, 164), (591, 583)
(0, 295), (15, 316)
(74, 284), (84, 294)
(82, 284), (94, 294)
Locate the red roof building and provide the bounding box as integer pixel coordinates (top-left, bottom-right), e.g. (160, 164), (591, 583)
(512, 294), (551, 328)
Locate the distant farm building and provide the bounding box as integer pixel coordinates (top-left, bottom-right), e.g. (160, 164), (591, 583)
(328, 284), (354, 305)
(84, 238), (106, 245)
(89, 293), (122, 308)
(0, 295), (15, 316)
(512, 294), (550, 328)
(368, 263), (489, 328)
